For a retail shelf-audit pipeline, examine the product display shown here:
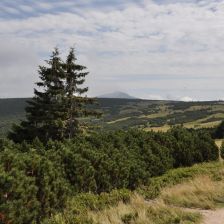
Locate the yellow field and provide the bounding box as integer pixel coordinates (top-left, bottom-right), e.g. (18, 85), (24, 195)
(144, 125), (171, 132)
(107, 117), (131, 124)
(144, 120), (222, 133)
(140, 112), (170, 119)
(184, 120), (222, 129)
(215, 139), (223, 148)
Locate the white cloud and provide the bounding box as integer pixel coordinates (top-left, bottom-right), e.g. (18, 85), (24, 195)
(145, 94), (164, 100)
(179, 96), (195, 102)
(0, 40), (39, 98)
(0, 0), (224, 100)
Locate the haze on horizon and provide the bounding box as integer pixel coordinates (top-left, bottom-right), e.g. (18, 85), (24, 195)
(0, 0), (224, 101)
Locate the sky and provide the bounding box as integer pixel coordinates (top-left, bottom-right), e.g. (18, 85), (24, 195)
(0, 0), (224, 101)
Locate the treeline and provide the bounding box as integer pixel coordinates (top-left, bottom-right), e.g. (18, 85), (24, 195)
(0, 127), (218, 223)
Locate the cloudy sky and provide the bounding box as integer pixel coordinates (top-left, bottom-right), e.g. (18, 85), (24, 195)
(1, 0), (224, 101)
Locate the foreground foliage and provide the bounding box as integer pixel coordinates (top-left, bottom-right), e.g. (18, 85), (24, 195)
(72, 195), (201, 224)
(45, 162), (224, 223)
(0, 128), (218, 223)
(46, 162), (224, 224)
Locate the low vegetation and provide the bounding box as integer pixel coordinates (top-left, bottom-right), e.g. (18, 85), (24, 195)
(138, 162), (223, 199)
(0, 128), (218, 223)
(44, 191), (201, 224)
(161, 175), (224, 209)
(44, 162), (224, 224)
(88, 196), (201, 224)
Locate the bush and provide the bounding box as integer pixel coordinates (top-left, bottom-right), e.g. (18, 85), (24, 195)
(0, 127), (218, 222)
(0, 148), (69, 223)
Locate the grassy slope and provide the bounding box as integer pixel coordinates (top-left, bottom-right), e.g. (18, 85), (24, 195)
(45, 162), (224, 224)
(89, 195), (200, 224)
(161, 175), (224, 210)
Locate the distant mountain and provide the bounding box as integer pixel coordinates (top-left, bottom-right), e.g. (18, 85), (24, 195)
(98, 91), (137, 99)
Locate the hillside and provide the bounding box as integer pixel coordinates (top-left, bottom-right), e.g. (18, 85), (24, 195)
(95, 99), (224, 132)
(1, 98), (224, 136)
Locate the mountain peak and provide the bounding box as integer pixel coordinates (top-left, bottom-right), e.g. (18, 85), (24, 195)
(98, 91), (137, 99)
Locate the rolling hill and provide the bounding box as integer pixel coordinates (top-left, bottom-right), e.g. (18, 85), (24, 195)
(1, 97), (224, 136)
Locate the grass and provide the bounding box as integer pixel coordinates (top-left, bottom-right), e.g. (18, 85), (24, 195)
(144, 125), (171, 132)
(45, 193), (201, 224)
(161, 175), (224, 209)
(184, 120), (221, 129)
(186, 105), (211, 111)
(145, 120), (221, 132)
(137, 162), (224, 199)
(89, 194), (201, 224)
(139, 111), (169, 119)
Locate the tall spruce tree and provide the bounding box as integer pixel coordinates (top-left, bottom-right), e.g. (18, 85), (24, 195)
(9, 48), (66, 142)
(64, 48), (100, 138)
(9, 47), (98, 143)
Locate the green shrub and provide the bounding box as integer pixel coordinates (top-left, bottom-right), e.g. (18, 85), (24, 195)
(0, 127), (219, 222)
(43, 189), (132, 224)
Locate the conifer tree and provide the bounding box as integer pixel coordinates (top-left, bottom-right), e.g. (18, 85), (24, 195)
(8, 47), (100, 143)
(64, 48), (100, 138)
(9, 48), (66, 142)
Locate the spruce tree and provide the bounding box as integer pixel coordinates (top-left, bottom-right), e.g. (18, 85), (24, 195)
(8, 47), (100, 143)
(64, 48), (100, 138)
(9, 48), (66, 142)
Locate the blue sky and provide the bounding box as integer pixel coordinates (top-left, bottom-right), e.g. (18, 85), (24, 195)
(0, 0), (224, 100)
